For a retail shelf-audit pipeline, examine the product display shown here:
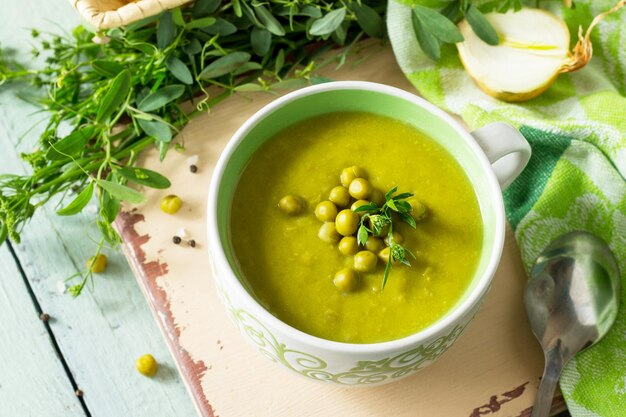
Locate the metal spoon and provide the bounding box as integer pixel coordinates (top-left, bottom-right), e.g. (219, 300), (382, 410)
(524, 231), (620, 417)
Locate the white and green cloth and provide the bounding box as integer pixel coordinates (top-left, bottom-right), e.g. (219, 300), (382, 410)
(387, 0), (626, 415)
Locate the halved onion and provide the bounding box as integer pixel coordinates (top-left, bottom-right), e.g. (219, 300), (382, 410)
(456, 3), (625, 102)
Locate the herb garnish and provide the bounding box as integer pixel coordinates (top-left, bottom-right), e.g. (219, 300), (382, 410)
(354, 186), (418, 290)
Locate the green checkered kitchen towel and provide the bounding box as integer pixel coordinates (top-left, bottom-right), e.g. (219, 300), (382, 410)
(387, 0), (625, 415)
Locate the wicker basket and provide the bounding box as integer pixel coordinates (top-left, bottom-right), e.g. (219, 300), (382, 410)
(69, 0), (192, 29)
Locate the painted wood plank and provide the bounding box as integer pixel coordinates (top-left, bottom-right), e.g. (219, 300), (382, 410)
(0, 0), (196, 416)
(0, 246), (86, 417)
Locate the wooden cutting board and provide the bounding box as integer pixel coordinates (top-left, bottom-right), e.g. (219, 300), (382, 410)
(114, 44), (565, 417)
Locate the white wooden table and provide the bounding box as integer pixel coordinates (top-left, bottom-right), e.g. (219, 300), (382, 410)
(0, 1), (196, 415)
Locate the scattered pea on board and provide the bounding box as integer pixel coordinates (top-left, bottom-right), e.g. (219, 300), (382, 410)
(135, 354), (158, 377)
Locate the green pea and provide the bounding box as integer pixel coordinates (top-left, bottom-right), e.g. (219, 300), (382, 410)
(338, 236), (359, 256)
(354, 250), (378, 272)
(340, 166), (367, 187)
(333, 268), (359, 292)
(329, 186), (350, 207)
(378, 247), (394, 264)
(335, 209), (360, 236)
(318, 222), (340, 243)
(351, 199), (370, 214)
(365, 237), (384, 253)
(348, 178), (372, 200)
(314, 200), (338, 222)
(278, 195), (305, 215)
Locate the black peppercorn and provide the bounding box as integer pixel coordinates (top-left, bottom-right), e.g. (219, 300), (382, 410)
(189, 239), (196, 248)
(189, 164), (198, 173)
(172, 236), (182, 244)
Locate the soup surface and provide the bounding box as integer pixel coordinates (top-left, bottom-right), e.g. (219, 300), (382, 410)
(230, 112), (483, 343)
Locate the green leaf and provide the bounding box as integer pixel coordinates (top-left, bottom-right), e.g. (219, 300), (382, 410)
(234, 83), (266, 92)
(96, 70), (131, 123)
(411, 10), (441, 60)
(299, 5), (322, 18)
(198, 52), (251, 79)
(381, 256), (392, 290)
(157, 11), (176, 50)
(398, 212), (417, 229)
(92, 60), (124, 77)
(201, 18), (237, 36)
(309, 8), (346, 36)
(386, 198), (399, 211)
(0, 223), (7, 244)
(353, 3), (385, 39)
(57, 182), (94, 216)
(275, 48), (285, 73)
(183, 37), (203, 55)
(46, 126), (97, 161)
(233, 61), (263, 75)
(254, 4), (286, 36)
(96, 180), (146, 204)
(137, 119), (172, 142)
(171, 7), (185, 26)
(384, 186), (398, 201)
(193, 0), (221, 18)
(138, 85), (185, 112)
(100, 190), (120, 223)
(332, 20), (348, 45)
(395, 200), (411, 213)
(311, 75), (334, 84)
(465, 5), (499, 45)
(412, 5), (463, 43)
(357, 224), (369, 246)
(232, 0), (242, 17)
(158, 141), (169, 162)
(251, 28), (271, 56)
(165, 56), (193, 84)
(97, 219), (122, 245)
(186, 17), (217, 30)
(392, 192), (413, 200)
(353, 203), (378, 213)
(116, 167), (171, 189)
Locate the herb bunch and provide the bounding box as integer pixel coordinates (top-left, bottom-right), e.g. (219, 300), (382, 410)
(354, 187), (420, 290)
(0, 0), (387, 295)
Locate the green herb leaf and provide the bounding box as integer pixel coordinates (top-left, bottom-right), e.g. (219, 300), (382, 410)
(116, 167), (171, 189)
(234, 83), (266, 92)
(384, 186), (398, 201)
(57, 182), (94, 216)
(412, 5), (464, 43)
(97, 219), (122, 245)
(0, 223), (8, 244)
(186, 17), (217, 30)
(233, 61), (263, 75)
(100, 190), (120, 223)
(138, 85), (186, 112)
(201, 18), (237, 36)
(353, 203), (378, 213)
(353, 3), (385, 39)
(386, 198), (399, 211)
(411, 10), (441, 60)
(398, 212), (417, 228)
(198, 52), (251, 79)
(92, 60), (124, 77)
(165, 56), (193, 84)
(172, 8), (185, 26)
(381, 256), (392, 290)
(157, 11), (176, 50)
(96, 70), (131, 123)
(299, 5), (322, 18)
(271, 78), (309, 90)
(392, 192), (413, 200)
(275, 48), (285, 73)
(251, 28), (271, 56)
(232, 0), (242, 17)
(465, 5), (499, 45)
(357, 224), (369, 246)
(46, 126), (97, 161)
(193, 0), (221, 18)
(309, 8), (346, 36)
(137, 119), (172, 142)
(254, 4), (286, 36)
(96, 180), (146, 204)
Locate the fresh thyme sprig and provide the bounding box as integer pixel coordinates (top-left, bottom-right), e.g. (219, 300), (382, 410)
(354, 186), (418, 290)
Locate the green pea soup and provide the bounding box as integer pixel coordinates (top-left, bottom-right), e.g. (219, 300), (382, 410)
(230, 112), (483, 343)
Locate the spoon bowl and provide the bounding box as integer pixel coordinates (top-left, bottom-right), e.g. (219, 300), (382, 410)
(525, 231), (620, 417)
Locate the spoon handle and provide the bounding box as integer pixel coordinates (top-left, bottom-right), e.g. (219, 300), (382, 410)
(531, 348), (564, 417)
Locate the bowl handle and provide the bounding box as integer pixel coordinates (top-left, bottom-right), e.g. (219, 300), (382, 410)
(471, 122), (531, 190)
